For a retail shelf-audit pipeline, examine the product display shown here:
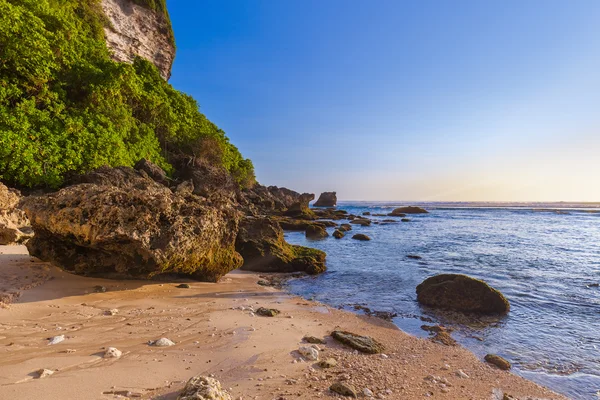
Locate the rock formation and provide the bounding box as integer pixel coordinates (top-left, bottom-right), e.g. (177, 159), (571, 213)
(22, 164), (243, 281)
(236, 217), (326, 274)
(305, 224), (328, 239)
(178, 375), (232, 400)
(390, 206), (428, 215)
(416, 274), (510, 314)
(314, 192), (337, 207)
(0, 183), (31, 245)
(101, 0), (175, 80)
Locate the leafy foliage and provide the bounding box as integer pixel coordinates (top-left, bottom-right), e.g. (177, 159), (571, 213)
(0, 0), (254, 188)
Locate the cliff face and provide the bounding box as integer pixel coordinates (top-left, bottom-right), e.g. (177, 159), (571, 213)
(101, 0), (175, 80)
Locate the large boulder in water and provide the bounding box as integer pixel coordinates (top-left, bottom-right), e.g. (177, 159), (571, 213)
(416, 274), (510, 314)
(0, 183), (32, 245)
(242, 185), (314, 215)
(22, 165), (243, 281)
(390, 206), (428, 215)
(313, 192), (337, 207)
(236, 216), (326, 275)
(305, 224), (328, 239)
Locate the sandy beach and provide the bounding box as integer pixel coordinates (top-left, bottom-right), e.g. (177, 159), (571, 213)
(0, 245), (565, 400)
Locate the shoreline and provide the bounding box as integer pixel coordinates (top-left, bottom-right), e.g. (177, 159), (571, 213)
(0, 245), (565, 399)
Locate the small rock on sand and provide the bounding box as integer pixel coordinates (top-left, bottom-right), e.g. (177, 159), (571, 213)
(152, 338), (175, 347)
(298, 346), (319, 361)
(178, 375), (232, 400)
(93, 285), (107, 293)
(176, 283), (191, 289)
(48, 335), (65, 345)
(456, 369), (469, 378)
(484, 354), (511, 370)
(256, 307), (280, 317)
(36, 369), (54, 379)
(330, 381), (357, 397)
(319, 358), (337, 368)
(363, 387), (374, 397)
(303, 335), (325, 344)
(104, 308), (119, 316)
(104, 347), (122, 358)
(331, 330), (384, 354)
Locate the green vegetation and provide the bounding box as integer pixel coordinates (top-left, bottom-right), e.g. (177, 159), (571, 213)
(0, 0), (254, 188)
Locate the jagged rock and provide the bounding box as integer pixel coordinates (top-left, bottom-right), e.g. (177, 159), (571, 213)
(173, 158), (239, 202)
(0, 183), (31, 245)
(330, 382), (357, 398)
(282, 198), (316, 220)
(256, 307), (280, 317)
(314, 192), (337, 207)
(236, 217), (326, 274)
(134, 158), (169, 186)
(352, 234), (371, 241)
(305, 224), (328, 239)
(178, 375), (232, 400)
(333, 230), (345, 239)
(421, 325), (456, 346)
(242, 185), (313, 215)
(390, 206), (428, 215)
(298, 346), (319, 361)
(23, 165), (242, 282)
(485, 354), (511, 370)
(331, 330), (384, 354)
(104, 347), (122, 358)
(416, 274), (510, 314)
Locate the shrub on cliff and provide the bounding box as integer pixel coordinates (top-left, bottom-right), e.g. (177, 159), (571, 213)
(0, 0), (254, 189)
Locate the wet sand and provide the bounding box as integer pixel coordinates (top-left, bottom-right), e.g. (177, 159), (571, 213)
(0, 245), (565, 399)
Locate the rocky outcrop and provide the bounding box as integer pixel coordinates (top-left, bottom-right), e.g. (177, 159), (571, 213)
(22, 165), (243, 281)
(178, 375), (232, 400)
(242, 185), (314, 215)
(0, 183), (31, 245)
(101, 0), (175, 80)
(416, 274), (510, 314)
(173, 157), (239, 202)
(314, 192), (337, 207)
(236, 217), (326, 274)
(390, 206), (428, 215)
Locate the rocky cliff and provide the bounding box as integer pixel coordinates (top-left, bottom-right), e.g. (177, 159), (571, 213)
(101, 0), (175, 80)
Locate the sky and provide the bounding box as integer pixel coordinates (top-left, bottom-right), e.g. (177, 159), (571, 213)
(168, 1), (600, 202)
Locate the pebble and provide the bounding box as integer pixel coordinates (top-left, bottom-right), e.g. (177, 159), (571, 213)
(363, 387), (374, 397)
(456, 369), (469, 378)
(104, 309), (119, 316)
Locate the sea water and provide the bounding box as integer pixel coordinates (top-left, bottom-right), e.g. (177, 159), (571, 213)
(285, 202), (600, 399)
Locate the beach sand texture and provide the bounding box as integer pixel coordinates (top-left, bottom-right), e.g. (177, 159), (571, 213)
(0, 245), (565, 399)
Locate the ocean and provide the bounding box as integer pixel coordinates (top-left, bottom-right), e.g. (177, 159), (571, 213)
(284, 202), (600, 399)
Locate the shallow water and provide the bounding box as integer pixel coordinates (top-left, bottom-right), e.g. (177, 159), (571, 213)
(285, 202), (600, 399)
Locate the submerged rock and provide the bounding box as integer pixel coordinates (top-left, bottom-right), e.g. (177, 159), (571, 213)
(330, 382), (357, 398)
(314, 192), (337, 207)
(23, 165), (243, 282)
(390, 206), (428, 215)
(416, 274), (510, 314)
(421, 325), (456, 346)
(352, 234), (371, 241)
(178, 375), (232, 400)
(305, 224), (329, 239)
(331, 330), (384, 354)
(236, 217), (326, 274)
(338, 224), (352, 232)
(407, 254), (422, 260)
(485, 354), (511, 370)
(333, 229), (345, 239)
(350, 219), (371, 226)
(0, 183), (31, 245)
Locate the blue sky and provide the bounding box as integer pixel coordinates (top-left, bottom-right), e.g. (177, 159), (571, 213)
(168, 1), (600, 201)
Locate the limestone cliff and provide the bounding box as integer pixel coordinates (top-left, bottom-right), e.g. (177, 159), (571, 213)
(101, 0), (175, 80)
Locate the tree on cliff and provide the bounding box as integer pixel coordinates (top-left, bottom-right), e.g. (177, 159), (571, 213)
(0, 0), (255, 188)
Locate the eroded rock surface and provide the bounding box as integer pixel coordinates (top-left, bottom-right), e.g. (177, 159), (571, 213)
(178, 375), (232, 400)
(0, 183), (31, 245)
(314, 192), (337, 207)
(22, 165), (242, 281)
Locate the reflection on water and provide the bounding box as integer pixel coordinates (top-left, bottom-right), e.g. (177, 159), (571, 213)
(286, 202), (600, 399)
